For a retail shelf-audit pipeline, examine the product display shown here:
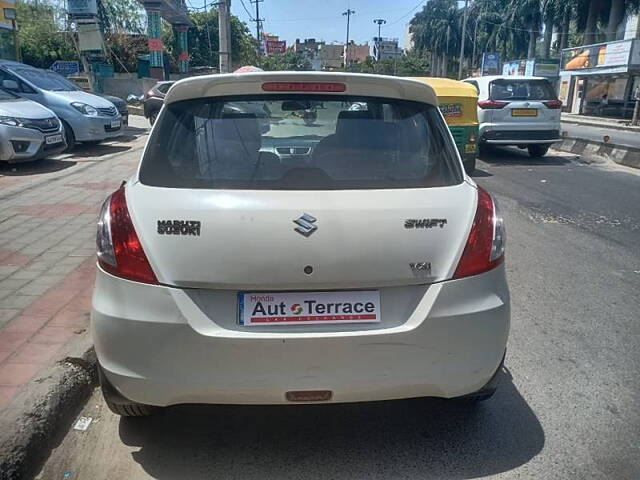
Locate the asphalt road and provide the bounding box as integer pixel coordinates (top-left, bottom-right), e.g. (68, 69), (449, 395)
(562, 121), (640, 149)
(36, 144), (640, 480)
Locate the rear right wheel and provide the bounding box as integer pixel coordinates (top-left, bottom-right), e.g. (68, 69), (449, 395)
(149, 111), (158, 126)
(527, 144), (549, 158)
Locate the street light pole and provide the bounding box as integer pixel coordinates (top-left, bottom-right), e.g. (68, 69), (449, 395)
(373, 18), (386, 61)
(458, 0), (469, 79)
(343, 9), (355, 68)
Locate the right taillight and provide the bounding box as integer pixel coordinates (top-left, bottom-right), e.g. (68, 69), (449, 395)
(478, 99), (509, 109)
(453, 187), (505, 279)
(97, 186), (158, 284)
(543, 99), (563, 109)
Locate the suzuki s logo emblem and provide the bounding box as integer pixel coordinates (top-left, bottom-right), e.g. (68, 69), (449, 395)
(293, 213), (317, 237)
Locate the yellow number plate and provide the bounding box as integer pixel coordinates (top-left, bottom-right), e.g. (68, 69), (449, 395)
(464, 144), (476, 153)
(511, 109), (538, 116)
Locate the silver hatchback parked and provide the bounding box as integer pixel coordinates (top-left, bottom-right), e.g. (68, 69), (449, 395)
(0, 88), (66, 163)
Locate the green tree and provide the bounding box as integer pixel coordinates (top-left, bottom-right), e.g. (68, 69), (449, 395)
(183, 8), (256, 68)
(256, 49), (312, 71)
(16, 0), (76, 69)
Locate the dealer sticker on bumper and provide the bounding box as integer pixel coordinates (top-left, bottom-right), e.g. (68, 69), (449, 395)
(238, 290), (381, 326)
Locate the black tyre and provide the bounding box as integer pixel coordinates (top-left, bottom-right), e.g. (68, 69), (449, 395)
(61, 120), (75, 152)
(104, 398), (158, 417)
(98, 365), (159, 417)
(149, 111), (158, 126)
(463, 157), (476, 175)
(83, 140), (103, 146)
(478, 143), (490, 158)
(527, 144), (549, 158)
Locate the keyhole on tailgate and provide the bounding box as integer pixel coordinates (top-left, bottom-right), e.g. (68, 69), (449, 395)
(304, 265), (314, 275)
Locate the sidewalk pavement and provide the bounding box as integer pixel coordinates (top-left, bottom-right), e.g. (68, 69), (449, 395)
(561, 112), (640, 132)
(0, 117), (149, 411)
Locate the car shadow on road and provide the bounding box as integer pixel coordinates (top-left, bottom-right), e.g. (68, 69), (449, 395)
(118, 369), (544, 479)
(481, 146), (573, 167)
(71, 144), (131, 158)
(0, 158), (77, 176)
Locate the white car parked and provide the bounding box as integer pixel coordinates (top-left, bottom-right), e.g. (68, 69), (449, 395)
(92, 72), (510, 416)
(463, 75), (562, 158)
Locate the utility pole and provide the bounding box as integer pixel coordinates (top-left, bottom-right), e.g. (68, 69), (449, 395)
(373, 18), (386, 61)
(458, 0), (469, 79)
(251, 0), (264, 55)
(342, 9), (355, 68)
(11, 19), (20, 62)
(218, 0), (231, 73)
(204, 0), (213, 65)
(632, 86), (640, 126)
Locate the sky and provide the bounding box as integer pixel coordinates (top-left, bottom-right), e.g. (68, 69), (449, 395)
(212, 0), (427, 49)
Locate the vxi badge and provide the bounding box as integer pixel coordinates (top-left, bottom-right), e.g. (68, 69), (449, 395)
(404, 218), (448, 229)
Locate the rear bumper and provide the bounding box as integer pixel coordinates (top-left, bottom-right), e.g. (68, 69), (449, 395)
(92, 265), (510, 406)
(480, 126), (561, 145)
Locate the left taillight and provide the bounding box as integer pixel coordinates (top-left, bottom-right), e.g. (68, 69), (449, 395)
(453, 187), (505, 279)
(97, 187), (158, 284)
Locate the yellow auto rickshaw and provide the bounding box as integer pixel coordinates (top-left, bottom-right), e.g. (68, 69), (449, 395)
(411, 77), (479, 174)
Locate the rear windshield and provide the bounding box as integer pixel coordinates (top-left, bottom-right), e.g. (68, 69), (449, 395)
(490, 79), (556, 101)
(139, 95), (462, 190)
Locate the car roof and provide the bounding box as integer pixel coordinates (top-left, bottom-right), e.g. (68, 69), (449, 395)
(464, 75), (549, 84)
(409, 77), (478, 98)
(164, 71), (438, 106)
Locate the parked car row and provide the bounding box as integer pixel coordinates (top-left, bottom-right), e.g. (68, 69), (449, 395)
(0, 59), (129, 164)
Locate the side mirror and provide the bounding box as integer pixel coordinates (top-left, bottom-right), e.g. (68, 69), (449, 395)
(2, 79), (19, 91)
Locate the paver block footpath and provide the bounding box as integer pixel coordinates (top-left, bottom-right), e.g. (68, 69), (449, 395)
(0, 121), (148, 479)
(0, 258), (95, 408)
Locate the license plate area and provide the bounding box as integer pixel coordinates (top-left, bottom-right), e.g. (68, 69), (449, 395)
(110, 120), (121, 129)
(45, 134), (63, 145)
(238, 290), (381, 326)
(511, 109), (538, 116)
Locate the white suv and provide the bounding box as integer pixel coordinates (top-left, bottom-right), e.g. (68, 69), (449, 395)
(92, 72), (510, 416)
(464, 76), (562, 158)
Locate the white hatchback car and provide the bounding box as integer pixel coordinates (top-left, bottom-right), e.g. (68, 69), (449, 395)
(463, 75), (562, 158)
(92, 72), (510, 416)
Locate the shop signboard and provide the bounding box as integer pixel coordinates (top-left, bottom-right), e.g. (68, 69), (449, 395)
(481, 53), (500, 76)
(266, 40), (287, 55)
(561, 40), (634, 71)
(502, 60), (525, 76)
(0, 0), (16, 30)
(534, 60), (560, 77)
(602, 41), (632, 67)
(558, 75), (571, 106)
(525, 59), (535, 76)
(50, 61), (80, 77)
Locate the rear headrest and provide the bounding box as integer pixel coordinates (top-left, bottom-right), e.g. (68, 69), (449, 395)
(216, 112), (260, 150)
(336, 110), (373, 137)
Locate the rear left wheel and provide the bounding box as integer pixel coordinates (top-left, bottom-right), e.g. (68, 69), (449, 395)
(98, 365), (159, 417)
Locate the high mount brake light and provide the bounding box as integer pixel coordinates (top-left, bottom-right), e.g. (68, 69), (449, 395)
(453, 187), (505, 279)
(477, 99), (509, 109)
(261, 82), (346, 92)
(96, 187), (158, 285)
(543, 100), (563, 109)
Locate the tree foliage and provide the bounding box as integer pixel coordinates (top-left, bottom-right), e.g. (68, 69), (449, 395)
(410, 0), (640, 77)
(15, 0), (76, 69)
(256, 49), (312, 71)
